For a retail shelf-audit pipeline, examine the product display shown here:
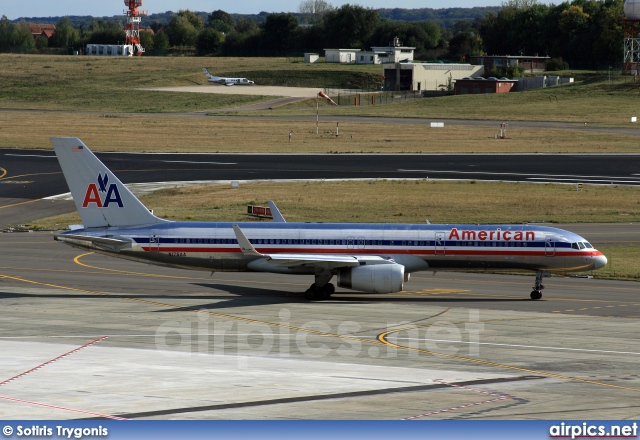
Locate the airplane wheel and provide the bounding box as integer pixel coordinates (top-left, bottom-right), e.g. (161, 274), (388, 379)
(305, 285), (327, 301)
(305, 288), (317, 300)
(323, 283), (335, 296)
(530, 290), (542, 300)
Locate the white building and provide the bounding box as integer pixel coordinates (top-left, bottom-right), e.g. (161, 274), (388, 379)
(304, 53), (319, 63)
(369, 46), (415, 64)
(327, 37), (415, 65)
(356, 51), (380, 64)
(324, 48), (360, 63)
(85, 44), (140, 57)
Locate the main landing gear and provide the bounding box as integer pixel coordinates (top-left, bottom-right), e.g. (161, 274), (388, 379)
(305, 283), (335, 301)
(305, 268), (335, 301)
(530, 270), (545, 300)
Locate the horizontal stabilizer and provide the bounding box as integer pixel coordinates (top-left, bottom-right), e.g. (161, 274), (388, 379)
(54, 233), (132, 246)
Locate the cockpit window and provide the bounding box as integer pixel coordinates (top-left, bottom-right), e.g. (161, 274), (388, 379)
(571, 242), (579, 250)
(578, 242), (585, 249)
(583, 242), (593, 249)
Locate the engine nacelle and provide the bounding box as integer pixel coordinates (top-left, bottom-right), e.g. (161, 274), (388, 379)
(338, 263), (404, 294)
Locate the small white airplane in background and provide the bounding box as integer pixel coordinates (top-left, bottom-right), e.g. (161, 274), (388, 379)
(203, 68), (255, 86)
(51, 137), (607, 302)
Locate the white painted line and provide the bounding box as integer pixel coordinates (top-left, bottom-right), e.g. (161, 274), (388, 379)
(399, 169), (640, 180)
(159, 160), (237, 165)
(4, 154), (55, 158)
(527, 178), (640, 184)
(7, 334), (638, 356)
(387, 337), (640, 356)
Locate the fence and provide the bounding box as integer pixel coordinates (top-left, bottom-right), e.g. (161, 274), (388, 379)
(323, 88), (424, 106)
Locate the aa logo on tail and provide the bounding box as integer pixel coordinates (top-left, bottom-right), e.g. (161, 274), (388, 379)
(82, 173), (124, 208)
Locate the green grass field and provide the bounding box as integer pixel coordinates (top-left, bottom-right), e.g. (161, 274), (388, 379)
(261, 75), (640, 125)
(2, 54), (640, 153)
(2, 54), (640, 125)
(0, 54), (379, 113)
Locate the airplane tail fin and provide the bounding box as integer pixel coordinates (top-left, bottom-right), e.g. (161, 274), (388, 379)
(51, 137), (166, 229)
(203, 68), (211, 78)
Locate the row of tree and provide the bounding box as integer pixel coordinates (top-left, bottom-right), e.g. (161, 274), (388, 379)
(148, 7), (457, 60)
(0, 0), (627, 68)
(479, 0), (623, 69)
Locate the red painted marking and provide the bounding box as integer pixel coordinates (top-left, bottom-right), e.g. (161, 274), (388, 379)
(0, 336), (125, 419)
(0, 336), (108, 386)
(0, 394), (126, 420)
(402, 379), (510, 420)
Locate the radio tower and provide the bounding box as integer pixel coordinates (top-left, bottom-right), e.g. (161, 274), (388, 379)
(124, 0), (147, 56)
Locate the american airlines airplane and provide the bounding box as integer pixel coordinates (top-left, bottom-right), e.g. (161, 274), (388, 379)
(51, 138), (607, 301)
(203, 68), (255, 86)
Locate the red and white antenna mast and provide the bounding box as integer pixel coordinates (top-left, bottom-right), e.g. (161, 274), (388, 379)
(123, 0), (147, 56)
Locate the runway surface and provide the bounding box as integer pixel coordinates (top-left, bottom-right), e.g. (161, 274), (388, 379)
(2, 148), (640, 228)
(0, 231), (638, 419)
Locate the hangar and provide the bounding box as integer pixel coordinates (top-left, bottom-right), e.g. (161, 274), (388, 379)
(382, 62), (485, 92)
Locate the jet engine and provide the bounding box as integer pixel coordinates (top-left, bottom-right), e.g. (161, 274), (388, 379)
(338, 262), (404, 294)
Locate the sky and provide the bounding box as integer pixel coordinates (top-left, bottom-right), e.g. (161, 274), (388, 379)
(3, 0), (556, 20)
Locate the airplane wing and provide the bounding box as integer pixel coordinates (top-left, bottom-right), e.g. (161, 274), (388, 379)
(232, 224), (389, 269)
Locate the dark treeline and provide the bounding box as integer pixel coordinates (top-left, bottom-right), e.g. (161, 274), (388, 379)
(11, 7), (500, 29)
(3, 0), (626, 69)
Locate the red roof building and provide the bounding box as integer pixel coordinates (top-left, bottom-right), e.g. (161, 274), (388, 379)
(28, 23), (56, 39)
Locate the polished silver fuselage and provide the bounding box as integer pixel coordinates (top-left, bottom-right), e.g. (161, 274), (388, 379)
(59, 221), (607, 275)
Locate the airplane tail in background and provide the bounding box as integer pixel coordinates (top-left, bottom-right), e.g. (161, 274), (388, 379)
(51, 137), (166, 229)
(203, 68), (212, 78)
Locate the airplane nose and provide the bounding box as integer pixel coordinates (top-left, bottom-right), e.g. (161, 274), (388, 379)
(593, 253), (607, 270)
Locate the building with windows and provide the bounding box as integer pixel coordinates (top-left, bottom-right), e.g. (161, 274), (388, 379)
(326, 36), (415, 65)
(470, 55), (550, 73)
(86, 44), (140, 56)
(324, 49), (360, 63)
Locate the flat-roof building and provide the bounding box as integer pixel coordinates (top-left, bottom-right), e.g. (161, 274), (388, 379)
(383, 62), (484, 91)
(470, 55), (550, 73)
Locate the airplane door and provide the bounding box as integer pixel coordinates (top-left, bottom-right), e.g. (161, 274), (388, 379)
(434, 232), (445, 255)
(545, 237), (555, 256)
(347, 236), (355, 249)
(149, 233), (160, 252)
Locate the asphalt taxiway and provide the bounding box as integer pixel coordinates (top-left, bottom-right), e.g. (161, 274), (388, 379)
(0, 231), (638, 419)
